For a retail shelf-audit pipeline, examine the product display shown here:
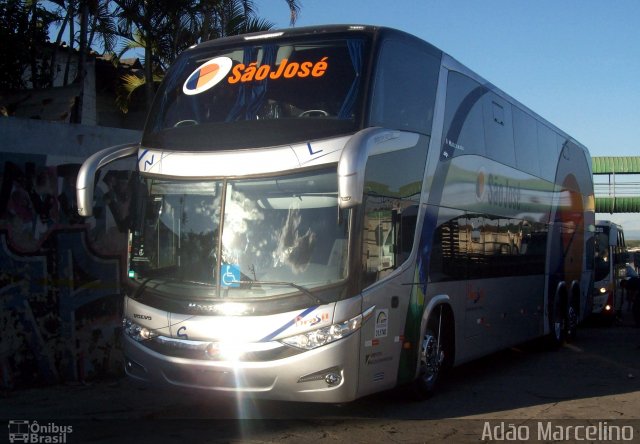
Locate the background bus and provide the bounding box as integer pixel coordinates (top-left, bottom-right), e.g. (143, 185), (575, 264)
(593, 220), (629, 322)
(76, 25), (594, 403)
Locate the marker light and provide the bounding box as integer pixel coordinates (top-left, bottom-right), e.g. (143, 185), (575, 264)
(604, 304), (612, 311)
(244, 32), (284, 41)
(281, 313), (363, 350)
(599, 287), (607, 294)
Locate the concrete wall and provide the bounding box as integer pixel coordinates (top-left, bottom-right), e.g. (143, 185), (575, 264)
(1, 116), (140, 156)
(0, 118), (140, 388)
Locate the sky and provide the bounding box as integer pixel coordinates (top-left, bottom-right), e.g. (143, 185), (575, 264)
(256, 0), (640, 237)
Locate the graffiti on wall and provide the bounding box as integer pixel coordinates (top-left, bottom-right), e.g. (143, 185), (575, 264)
(0, 153), (134, 388)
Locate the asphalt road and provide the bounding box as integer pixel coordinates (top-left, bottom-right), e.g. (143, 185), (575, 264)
(2, 313), (640, 443)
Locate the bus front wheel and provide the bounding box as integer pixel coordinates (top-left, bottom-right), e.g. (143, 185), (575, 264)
(413, 308), (452, 399)
(547, 293), (567, 349)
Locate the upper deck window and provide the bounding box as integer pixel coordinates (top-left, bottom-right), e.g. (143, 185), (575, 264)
(368, 38), (440, 135)
(144, 37), (370, 150)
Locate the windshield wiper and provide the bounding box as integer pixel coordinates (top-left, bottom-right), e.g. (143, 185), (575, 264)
(131, 277), (153, 300)
(130, 275), (214, 300)
(237, 280), (327, 306)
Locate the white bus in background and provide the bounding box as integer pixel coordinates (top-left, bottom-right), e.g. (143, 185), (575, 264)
(593, 220), (629, 322)
(76, 25), (594, 403)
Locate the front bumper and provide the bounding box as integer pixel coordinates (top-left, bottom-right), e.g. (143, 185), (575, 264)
(123, 331), (361, 403)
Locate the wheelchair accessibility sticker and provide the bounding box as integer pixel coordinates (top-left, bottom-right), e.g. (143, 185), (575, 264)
(221, 264), (241, 288)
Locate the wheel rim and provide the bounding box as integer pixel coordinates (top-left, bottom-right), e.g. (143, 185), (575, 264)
(553, 300), (565, 340)
(554, 319), (562, 340)
(567, 305), (577, 335)
(420, 333), (444, 384)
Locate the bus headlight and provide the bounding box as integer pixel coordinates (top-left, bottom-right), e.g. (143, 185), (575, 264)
(599, 287), (607, 294)
(280, 314), (363, 350)
(123, 318), (158, 342)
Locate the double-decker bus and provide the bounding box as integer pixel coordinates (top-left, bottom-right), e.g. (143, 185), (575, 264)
(593, 220), (628, 322)
(76, 25), (595, 402)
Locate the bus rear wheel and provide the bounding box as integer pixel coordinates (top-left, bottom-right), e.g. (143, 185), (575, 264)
(566, 297), (579, 343)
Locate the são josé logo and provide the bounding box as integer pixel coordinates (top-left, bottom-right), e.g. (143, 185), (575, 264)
(183, 56), (233, 96)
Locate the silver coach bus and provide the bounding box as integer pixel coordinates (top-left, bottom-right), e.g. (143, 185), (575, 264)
(593, 220), (628, 321)
(77, 25), (595, 402)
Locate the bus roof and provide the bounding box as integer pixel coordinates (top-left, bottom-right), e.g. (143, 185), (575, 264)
(596, 220), (624, 229)
(185, 24), (588, 156)
(191, 24), (429, 50)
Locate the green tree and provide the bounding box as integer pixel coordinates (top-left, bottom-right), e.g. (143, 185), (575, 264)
(114, 0), (192, 109)
(45, 0), (118, 122)
(0, 0), (57, 91)
(114, 0), (301, 113)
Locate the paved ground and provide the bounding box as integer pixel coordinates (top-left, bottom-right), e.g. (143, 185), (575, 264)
(2, 313), (640, 443)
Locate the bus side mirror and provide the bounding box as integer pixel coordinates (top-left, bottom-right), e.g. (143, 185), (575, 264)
(337, 128), (419, 209)
(76, 143), (139, 216)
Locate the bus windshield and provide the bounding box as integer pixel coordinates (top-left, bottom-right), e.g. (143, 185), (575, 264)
(143, 37), (369, 150)
(129, 168), (349, 300)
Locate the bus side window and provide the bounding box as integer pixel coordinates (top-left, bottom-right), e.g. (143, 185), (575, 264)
(362, 200), (418, 287)
(362, 196), (397, 286)
(369, 39), (440, 134)
(360, 145), (425, 288)
(483, 94), (515, 167)
(442, 71), (487, 160)
(396, 205), (418, 264)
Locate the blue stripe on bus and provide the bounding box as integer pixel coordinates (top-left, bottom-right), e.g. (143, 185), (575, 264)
(138, 149), (150, 162)
(260, 305), (318, 342)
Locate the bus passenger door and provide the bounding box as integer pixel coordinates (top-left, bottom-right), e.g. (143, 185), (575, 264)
(358, 271), (414, 398)
(356, 205), (417, 398)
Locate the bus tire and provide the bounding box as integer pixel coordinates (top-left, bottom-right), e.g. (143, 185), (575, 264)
(547, 292), (567, 349)
(566, 291), (579, 343)
(413, 306), (453, 400)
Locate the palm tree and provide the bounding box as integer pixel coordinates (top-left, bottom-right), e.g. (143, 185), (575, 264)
(197, 0), (299, 41)
(114, 0), (301, 114)
(85, 0), (118, 53)
(45, 0), (117, 123)
(114, 0), (189, 108)
(0, 0), (57, 90)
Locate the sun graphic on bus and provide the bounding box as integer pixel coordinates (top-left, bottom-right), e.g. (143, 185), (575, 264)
(183, 57), (233, 95)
